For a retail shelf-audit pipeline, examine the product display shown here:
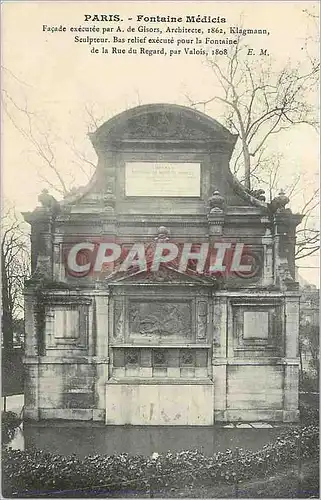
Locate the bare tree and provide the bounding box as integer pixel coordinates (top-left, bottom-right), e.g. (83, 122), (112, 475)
(186, 32), (319, 189)
(2, 68), (142, 199)
(1, 67), (105, 197)
(66, 103), (106, 182)
(1, 204), (30, 352)
(2, 87), (69, 196)
(302, 6), (320, 71)
(184, 19), (319, 262)
(295, 188), (320, 260)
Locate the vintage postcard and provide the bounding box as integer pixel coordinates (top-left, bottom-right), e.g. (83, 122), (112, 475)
(1, 1), (319, 498)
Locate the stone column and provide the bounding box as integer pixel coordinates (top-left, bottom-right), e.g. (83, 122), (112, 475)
(23, 291), (40, 420)
(283, 293), (300, 422)
(93, 291), (110, 421)
(207, 194), (227, 423)
(23, 360), (40, 420)
(272, 212), (303, 287)
(261, 223), (274, 286)
(34, 211), (54, 278)
(212, 295), (228, 422)
(272, 217), (285, 286)
(24, 292), (39, 357)
(52, 234), (65, 282)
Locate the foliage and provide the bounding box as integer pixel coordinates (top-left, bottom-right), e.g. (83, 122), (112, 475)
(300, 370), (319, 393)
(299, 400), (319, 425)
(2, 348), (24, 396)
(12, 318), (25, 347)
(2, 424), (319, 497)
(1, 411), (22, 445)
(300, 323), (320, 375)
(299, 305), (319, 380)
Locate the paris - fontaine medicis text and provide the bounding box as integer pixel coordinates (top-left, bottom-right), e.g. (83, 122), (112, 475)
(84, 14), (227, 24)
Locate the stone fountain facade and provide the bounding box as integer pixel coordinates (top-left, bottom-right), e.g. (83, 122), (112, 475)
(23, 104), (302, 425)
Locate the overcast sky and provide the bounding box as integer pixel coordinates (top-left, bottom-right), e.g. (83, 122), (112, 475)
(2, 1), (319, 285)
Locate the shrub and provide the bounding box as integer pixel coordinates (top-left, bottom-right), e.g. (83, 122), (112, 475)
(1, 411), (21, 445)
(299, 370), (319, 392)
(2, 424), (319, 497)
(299, 400), (319, 425)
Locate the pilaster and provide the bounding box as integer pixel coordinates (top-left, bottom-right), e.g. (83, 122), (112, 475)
(283, 293), (301, 422)
(261, 226), (274, 286)
(24, 292), (39, 357)
(212, 295), (228, 421)
(94, 292), (110, 419)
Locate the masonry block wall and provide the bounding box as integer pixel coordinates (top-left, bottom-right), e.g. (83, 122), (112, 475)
(23, 104), (302, 424)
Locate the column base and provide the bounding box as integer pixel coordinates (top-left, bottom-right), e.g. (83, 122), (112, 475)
(283, 409), (300, 422)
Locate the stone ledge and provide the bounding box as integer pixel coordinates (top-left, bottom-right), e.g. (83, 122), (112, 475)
(212, 358), (299, 366)
(215, 409), (285, 422)
(215, 291), (284, 298)
(221, 422), (277, 428)
(39, 408), (96, 421)
(111, 344), (211, 349)
(107, 377), (213, 385)
(23, 356), (110, 365)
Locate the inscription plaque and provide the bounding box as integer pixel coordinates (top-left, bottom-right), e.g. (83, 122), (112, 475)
(244, 311), (269, 339)
(125, 162), (201, 197)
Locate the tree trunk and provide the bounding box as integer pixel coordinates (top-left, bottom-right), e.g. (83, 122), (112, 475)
(233, 104), (251, 189)
(298, 340), (304, 385)
(242, 140), (251, 190)
(1, 248), (14, 353)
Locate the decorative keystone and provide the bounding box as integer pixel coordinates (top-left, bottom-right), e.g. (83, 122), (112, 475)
(155, 226), (170, 241)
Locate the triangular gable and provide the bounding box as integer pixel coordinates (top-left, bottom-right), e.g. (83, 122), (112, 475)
(105, 263), (217, 286)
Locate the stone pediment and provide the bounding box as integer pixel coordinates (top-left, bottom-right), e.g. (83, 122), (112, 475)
(105, 264), (217, 286)
(112, 112), (217, 141)
(90, 103), (238, 150)
(58, 104), (266, 210)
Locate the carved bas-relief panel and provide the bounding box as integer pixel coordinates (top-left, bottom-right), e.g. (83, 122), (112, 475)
(128, 300), (193, 343)
(111, 347), (210, 379)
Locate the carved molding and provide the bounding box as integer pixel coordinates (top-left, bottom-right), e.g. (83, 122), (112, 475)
(46, 304), (89, 350)
(197, 301), (208, 340)
(113, 298), (124, 340)
(118, 112), (214, 141)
